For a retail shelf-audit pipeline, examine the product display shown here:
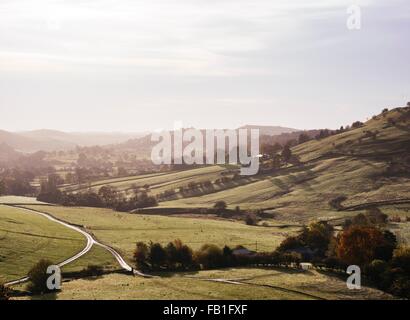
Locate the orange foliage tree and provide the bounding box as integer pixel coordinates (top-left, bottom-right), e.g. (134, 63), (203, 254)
(336, 226), (385, 266)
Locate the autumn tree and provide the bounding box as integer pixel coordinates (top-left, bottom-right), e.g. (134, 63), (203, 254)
(134, 242), (149, 270)
(336, 226), (388, 266)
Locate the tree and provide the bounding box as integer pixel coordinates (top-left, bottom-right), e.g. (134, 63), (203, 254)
(301, 221), (334, 257)
(392, 247), (410, 273)
(134, 242), (149, 270)
(245, 214), (257, 226)
(98, 185), (119, 207)
(165, 239), (194, 270)
(374, 230), (397, 261)
(335, 226), (386, 266)
(194, 244), (224, 269)
(214, 201), (227, 212)
(298, 133), (310, 144)
(277, 236), (304, 252)
(281, 145), (292, 163)
(27, 259), (55, 294)
(148, 242), (167, 269)
(351, 121), (364, 128)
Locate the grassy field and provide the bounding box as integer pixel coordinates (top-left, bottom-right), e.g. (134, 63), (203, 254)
(60, 245), (117, 274)
(159, 157), (409, 221)
(22, 205), (300, 263)
(17, 267), (391, 300)
(0, 196), (46, 205)
(0, 205), (86, 283)
(62, 166), (228, 195)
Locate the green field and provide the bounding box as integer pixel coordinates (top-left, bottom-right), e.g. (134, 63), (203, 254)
(22, 205), (300, 263)
(0, 205), (85, 282)
(18, 268), (392, 300)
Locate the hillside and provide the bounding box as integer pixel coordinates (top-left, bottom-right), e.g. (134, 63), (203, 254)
(155, 107), (410, 223)
(238, 125), (298, 136)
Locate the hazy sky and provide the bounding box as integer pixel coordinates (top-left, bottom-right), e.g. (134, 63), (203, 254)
(0, 0), (409, 132)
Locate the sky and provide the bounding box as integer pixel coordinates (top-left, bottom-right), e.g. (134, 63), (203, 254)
(0, 0), (409, 132)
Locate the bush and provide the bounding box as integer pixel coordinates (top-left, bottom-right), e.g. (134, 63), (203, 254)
(392, 247), (410, 273)
(365, 259), (388, 283)
(27, 259), (55, 294)
(0, 283), (10, 300)
(328, 195), (347, 210)
(213, 201), (227, 212)
(245, 214), (257, 226)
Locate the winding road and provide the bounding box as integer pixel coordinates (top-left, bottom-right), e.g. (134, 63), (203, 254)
(4, 205), (136, 287)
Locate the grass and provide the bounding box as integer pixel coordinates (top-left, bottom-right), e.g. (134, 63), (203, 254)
(0, 196), (46, 205)
(156, 108), (410, 223)
(62, 166), (227, 195)
(16, 267), (392, 300)
(0, 205), (85, 283)
(61, 245), (118, 274)
(21, 205), (300, 263)
(159, 157), (403, 220)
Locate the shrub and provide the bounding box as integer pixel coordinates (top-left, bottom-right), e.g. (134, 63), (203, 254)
(365, 259), (388, 283)
(391, 247), (410, 273)
(245, 214), (258, 226)
(328, 195), (347, 210)
(27, 259), (55, 294)
(213, 201), (227, 214)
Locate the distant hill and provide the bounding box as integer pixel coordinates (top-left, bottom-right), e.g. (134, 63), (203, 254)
(0, 143), (21, 162)
(238, 125), (298, 136)
(0, 129), (146, 153)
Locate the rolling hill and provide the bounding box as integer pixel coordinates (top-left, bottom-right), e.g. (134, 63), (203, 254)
(152, 107), (410, 223)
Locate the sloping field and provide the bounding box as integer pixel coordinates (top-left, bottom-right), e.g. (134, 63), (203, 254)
(17, 268), (392, 300)
(157, 108), (410, 222)
(293, 107), (410, 162)
(160, 157), (407, 221)
(62, 166), (228, 195)
(0, 205), (85, 283)
(22, 205), (300, 262)
(0, 196), (46, 205)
